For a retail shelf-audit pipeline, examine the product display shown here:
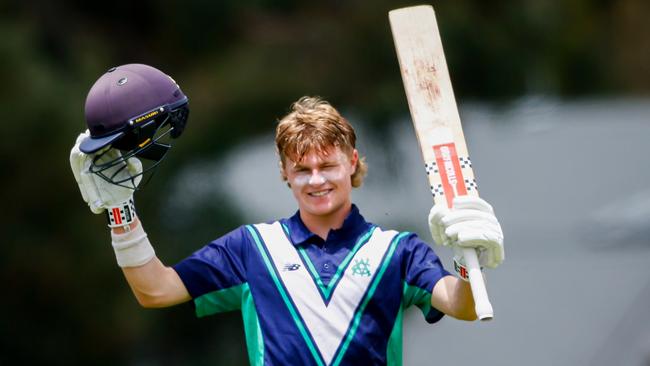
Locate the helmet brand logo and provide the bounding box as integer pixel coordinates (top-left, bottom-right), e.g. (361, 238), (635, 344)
(117, 77), (128, 86)
(133, 110), (160, 124)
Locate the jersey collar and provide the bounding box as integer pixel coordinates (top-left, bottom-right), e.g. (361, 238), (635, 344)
(283, 204), (370, 246)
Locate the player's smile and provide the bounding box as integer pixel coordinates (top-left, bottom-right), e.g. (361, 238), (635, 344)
(308, 189), (332, 197)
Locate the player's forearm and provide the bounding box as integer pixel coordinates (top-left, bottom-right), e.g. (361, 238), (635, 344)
(431, 275), (477, 321)
(111, 219), (191, 308)
(451, 278), (477, 321)
(121, 257), (191, 308)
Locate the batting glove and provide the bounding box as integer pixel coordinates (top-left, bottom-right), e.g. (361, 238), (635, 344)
(428, 196), (504, 269)
(70, 131), (142, 227)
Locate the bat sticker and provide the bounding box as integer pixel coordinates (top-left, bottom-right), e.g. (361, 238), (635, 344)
(433, 143), (467, 207)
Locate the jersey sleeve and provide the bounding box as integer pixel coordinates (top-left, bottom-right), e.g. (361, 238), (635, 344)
(399, 232), (452, 324)
(173, 226), (249, 316)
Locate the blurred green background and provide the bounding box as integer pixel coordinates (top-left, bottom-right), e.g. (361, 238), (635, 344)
(1, 0), (649, 365)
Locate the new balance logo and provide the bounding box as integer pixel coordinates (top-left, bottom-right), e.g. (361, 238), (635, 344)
(283, 263), (301, 271)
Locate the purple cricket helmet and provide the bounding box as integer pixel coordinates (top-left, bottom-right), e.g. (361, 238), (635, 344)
(81, 64), (190, 188)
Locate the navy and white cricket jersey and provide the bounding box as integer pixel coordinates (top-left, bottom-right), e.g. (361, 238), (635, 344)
(174, 205), (451, 366)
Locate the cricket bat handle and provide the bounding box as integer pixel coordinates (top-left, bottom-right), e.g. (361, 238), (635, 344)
(462, 248), (493, 321)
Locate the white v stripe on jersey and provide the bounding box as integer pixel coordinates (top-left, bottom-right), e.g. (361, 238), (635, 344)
(254, 222), (399, 365)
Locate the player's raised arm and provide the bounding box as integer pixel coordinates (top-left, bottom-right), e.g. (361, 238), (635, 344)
(69, 64), (191, 308)
(429, 196), (504, 320)
(115, 223), (191, 308)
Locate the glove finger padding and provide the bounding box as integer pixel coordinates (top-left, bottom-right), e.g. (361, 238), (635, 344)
(457, 238), (503, 268)
(126, 157), (143, 187)
(452, 195), (494, 213)
(445, 220), (503, 243)
(70, 132), (89, 200)
(429, 196), (505, 268)
(482, 246), (504, 269)
(81, 167), (104, 213)
(91, 149), (143, 207)
(441, 209), (499, 227)
(70, 131), (144, 213)
(447, 196), (504, 269)
(70, 131), (105, 214)
(446, 220), (504, 268)
(428, 203), (451, 246)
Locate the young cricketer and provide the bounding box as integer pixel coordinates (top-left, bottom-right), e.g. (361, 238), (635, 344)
(70, 66), (504, 365)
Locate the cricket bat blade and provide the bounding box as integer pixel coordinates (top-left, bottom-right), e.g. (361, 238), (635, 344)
(389, 4), (494, 321)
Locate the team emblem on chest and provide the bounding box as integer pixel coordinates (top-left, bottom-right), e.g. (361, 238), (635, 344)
(351, 258), (372, 277)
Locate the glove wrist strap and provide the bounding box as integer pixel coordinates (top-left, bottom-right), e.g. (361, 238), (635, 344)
(453, 255), (484, 282)
(106, 197), (136, 229)
(453, 257), (470, 281)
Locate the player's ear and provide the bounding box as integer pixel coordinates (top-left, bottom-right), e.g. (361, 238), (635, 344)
(349, 149), (359, 174)
(278, 160), (291, 187)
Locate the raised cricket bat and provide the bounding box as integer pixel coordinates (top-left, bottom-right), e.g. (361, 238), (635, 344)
(389, 5), (494, 320)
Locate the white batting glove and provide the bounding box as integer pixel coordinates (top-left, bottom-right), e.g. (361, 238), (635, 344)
(69, 131), (143, 214)
(428, 196), (504, 269)
(428, 202), (452, 247)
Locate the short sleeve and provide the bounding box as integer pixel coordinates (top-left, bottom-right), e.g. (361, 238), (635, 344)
(173, 226), (249, 301)
(400, 233), (452, 323)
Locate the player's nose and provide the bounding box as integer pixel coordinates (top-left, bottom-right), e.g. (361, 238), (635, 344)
(308, 170), (327, 185)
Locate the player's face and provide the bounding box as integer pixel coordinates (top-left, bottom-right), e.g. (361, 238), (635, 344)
(284, 146), (358, 221)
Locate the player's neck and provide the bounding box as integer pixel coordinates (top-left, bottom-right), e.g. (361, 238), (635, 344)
(300, 203), (352, 240)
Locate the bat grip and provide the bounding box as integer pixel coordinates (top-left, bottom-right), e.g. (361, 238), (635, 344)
(462, 248), (493, 321)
